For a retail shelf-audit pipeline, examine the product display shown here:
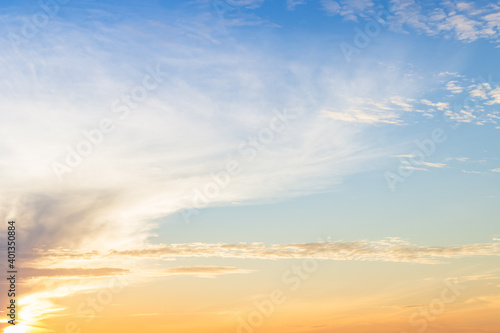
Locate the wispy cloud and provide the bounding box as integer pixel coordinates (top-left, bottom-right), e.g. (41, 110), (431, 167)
(446, 80), (465, 93)
(388, 1), (500, 44)
(400, 165), (428, 171)
(321, 97), (415, 125)
(321, 0), (375, 21)
(0, 7), (388, 255)
(469, 83), (491, 99)
(33, 238), (500, 265)
(287, 0), (308, 10)
(462, 170), (485, 174)
(420, 99), (450, 111)
(161, 266), (253, 277)
(417, 161), (446, 168)
(320, 0), (500, 45)
(459, 274), (500, 281)
(446, 157), (469, 162)
(21, 267), (129, 279)
(486, 87), (500, 105)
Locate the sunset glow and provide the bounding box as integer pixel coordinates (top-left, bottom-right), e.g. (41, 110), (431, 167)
(1, 0), (500, 332)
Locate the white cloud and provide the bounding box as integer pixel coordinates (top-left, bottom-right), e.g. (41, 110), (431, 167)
(321, 0), (341, 15)
(420, 99), (450, 111)
(484, 11), (500, 30)
(438, 71), (462, 77)
(400, 165), (428, 171)
(321, 97), (416, 125)
(441, 14), (483, 41)
(320, 0), (374, 20)
(462, 170), (485, 174)
(391, 96), (415, 111)
(469, 83), (491, 99)
(445, 157), (469, 162)
(386, 1), (500, 44)
(287, 0), (308, 10)
(446, 81), (464, 94)
(456, 2), (473, 12)
(444, 108), (478, 123)
(393, 158), (447, 171)
(391, 154), (417, 158)
(486, 87), (500, 105)
(1, 10), (409, 255)
(417, 161), (446, 168)
(321, 109), (400, 124)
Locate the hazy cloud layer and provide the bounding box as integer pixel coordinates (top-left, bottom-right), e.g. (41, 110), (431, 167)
(161, 266), (253, 277)
(33, 238), (500, 265)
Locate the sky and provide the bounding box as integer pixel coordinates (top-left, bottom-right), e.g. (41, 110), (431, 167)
(0, 0), (499, 332)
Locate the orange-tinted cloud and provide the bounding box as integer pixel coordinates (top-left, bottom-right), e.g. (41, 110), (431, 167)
(34, 237), (500, 264)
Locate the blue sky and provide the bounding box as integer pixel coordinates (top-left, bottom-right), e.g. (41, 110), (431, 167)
(1, 0), (499, 252)
(0, 0), (499, 249)
(1, 1), (500, 332)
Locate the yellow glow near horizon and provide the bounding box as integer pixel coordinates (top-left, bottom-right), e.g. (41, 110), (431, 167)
(4, 324), (32, 333)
